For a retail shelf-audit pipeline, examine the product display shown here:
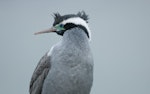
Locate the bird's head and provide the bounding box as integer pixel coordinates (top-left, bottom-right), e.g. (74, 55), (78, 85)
(34, 11), (91, 40)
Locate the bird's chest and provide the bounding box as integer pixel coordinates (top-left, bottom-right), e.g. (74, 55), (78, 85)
(45, 57), (93, 94)
(51, 46), (92, 70)
(43, 45), (93, 94)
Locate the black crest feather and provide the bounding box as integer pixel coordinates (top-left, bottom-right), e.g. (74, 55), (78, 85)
(77, 11), (89, 23)
(53, 13), (61, 20)
(53, 11), (89, 26)
(53, 13), (63, 26)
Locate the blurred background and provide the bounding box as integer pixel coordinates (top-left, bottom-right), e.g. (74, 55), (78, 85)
(0, 0), (150, 94)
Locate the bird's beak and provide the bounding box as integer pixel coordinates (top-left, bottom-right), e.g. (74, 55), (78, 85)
(34, 27), (56, 35)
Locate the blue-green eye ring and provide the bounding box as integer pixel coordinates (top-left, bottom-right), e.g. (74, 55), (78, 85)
(55, 24), (65, 31)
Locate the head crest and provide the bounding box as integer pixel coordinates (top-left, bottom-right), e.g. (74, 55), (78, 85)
(53, 13), (61, 20)
(53, 11), (89, 26)
(77, 11), (89, 23)
(53, 13), (63, 26)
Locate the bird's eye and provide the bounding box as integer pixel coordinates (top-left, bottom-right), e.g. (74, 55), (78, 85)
(59, 24), (64, 27)
(54, 24), (65, 31)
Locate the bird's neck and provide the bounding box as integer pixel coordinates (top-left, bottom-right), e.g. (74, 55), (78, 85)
(62, 27), (89, 47)
(56, 27), (92, 68)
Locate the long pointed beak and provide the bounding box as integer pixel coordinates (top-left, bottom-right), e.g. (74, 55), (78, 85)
(34, 27), (56, 35)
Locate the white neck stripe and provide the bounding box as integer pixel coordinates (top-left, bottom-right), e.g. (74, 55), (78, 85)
(62, 17), (91, 41)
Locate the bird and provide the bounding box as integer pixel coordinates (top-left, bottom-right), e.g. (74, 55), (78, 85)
(29, 11), (94, 94)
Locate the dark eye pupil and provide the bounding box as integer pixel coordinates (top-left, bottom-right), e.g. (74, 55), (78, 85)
(60, 24), (63, 27)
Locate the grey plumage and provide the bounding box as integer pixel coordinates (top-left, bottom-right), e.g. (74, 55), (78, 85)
(30, 53), (50, 94)
(30, 12), (93, 94)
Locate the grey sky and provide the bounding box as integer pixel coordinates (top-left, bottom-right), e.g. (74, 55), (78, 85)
(0, 0), (150, 94)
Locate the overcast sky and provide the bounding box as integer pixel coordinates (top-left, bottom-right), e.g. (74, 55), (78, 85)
(0, 0), (150, 94)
